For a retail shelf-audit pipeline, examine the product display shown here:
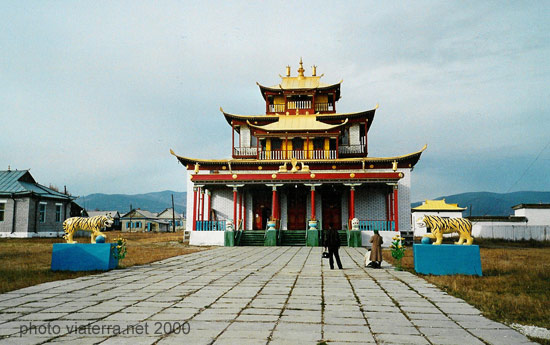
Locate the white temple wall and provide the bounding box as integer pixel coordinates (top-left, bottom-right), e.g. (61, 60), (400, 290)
(354, 185), (387, 222)
(398, 169), (412, 232)
(210, 187), (234, 223)
(473, 224), (550, 241)
(514, 208), (550, 226)
(349, 124), (360, 146)
(186, 173), (194, 229)
(280, 192), (288, 230)
(245, 192), (253, 230)
(240, 126), (251, 148)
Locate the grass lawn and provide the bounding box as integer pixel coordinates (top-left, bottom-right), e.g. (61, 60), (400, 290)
(383, 239), (550, 336)
(0, 231), (211, 294)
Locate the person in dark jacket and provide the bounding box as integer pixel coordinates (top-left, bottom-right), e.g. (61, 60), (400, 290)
(324, 226), (343, 269)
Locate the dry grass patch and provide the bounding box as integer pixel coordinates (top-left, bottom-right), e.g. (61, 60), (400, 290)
(383, 240), (550, 329)
(0, 231), (211, 294)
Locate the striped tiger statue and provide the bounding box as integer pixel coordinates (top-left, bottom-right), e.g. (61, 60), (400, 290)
(63, 215), (114, 244)
(417, 215), (473, 245)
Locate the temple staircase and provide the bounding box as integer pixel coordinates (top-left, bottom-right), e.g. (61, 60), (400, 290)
(280, 230), (307, 246)
(237, 230), (265, 246)
(338, 230), (348, 246)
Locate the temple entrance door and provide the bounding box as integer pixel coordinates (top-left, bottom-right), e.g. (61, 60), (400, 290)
(252, 189), (271, 230)
(287, 185), (307, 230)
(322, 188), (342, 230)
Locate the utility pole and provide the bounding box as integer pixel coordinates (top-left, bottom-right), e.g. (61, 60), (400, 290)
(171, 194), (176, 233)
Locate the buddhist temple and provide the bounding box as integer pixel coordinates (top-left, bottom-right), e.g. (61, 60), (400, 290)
(171, 59), (426, 246)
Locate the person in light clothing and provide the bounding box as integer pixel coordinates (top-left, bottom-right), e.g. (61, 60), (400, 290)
(367, 230), (383, 269)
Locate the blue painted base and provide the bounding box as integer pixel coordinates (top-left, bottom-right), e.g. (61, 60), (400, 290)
(413, 244), (482, 276)
(51, 243), (118, 271)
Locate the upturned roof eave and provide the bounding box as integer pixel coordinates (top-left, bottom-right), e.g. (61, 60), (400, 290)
(221, 107), (377, 128)
(256, 80), (342, 100)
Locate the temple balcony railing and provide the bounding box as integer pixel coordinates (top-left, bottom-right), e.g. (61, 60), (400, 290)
(287, 100), (312, 110)
(196, 220), (226, 231)
(314, 103), (334, 112)
(338, 137), (366, 155)
(268, 104), (286, 113)
(357, 220), (396, 231)
(233, 147), (258, 157)
(258, 149), (336, 160)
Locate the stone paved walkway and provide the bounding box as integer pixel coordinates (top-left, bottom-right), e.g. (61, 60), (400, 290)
(0, 247), (537, 345)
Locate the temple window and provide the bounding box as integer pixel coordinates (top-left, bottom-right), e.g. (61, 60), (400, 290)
(0, 201), (5, 221)
(39, 202), (46, 223)
(292, 138), (303, 150)
(339, 128), (350, 146)
(55, 203), (62, 222)
(313, 138), (324, 150)
(271, 138), (282, 150)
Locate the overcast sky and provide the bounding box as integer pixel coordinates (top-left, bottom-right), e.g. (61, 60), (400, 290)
(1, 1), (549, 202)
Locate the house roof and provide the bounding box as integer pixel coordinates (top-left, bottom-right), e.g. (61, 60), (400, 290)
(87, 210), (120, 218)
(0, 170), (72, 200)
(120, 209), (170, 224)
(512, 203), (550, 210)
(412, 199), (466, 212)
(157, 208), (184, 218)
(466, 216), (527, 223)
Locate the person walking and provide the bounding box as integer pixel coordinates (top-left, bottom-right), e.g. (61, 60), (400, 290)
(368, 230), (383, 268)
(324, 226), (343, 269)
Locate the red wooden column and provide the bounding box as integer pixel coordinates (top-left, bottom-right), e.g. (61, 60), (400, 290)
(393, 185), (399, 232)
(271, 186), (277, 220)
(192, 187), (198, 230)
(310, 187), (316, 220)
(207, 190), (212, 221)
(305, 183), (321, 221)
(349, 186), (356, 220)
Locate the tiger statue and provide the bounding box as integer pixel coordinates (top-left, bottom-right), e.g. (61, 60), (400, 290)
(63, 215), (114, 244)
(417, 215), (473, 245)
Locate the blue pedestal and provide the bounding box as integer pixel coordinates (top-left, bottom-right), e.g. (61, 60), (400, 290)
(51, 243), (118, 271)
(413, 244), (482, 276)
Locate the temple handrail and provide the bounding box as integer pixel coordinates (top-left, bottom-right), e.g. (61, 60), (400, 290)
(196, 220), (226, 231)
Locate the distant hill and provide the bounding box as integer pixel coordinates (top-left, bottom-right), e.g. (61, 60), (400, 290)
(76, 191), (186, 216)
(412, 191), (550, 216)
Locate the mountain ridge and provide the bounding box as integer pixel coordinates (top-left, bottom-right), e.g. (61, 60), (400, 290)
(76, 191), (186, 215)
(412, 191), (550, 216)
(75, 190), (550, 218)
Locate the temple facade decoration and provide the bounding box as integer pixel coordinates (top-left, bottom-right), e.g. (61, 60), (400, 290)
(172, 59), (426, 246)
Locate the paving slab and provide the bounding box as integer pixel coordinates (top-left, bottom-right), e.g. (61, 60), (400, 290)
(0, 246), (535, 344)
